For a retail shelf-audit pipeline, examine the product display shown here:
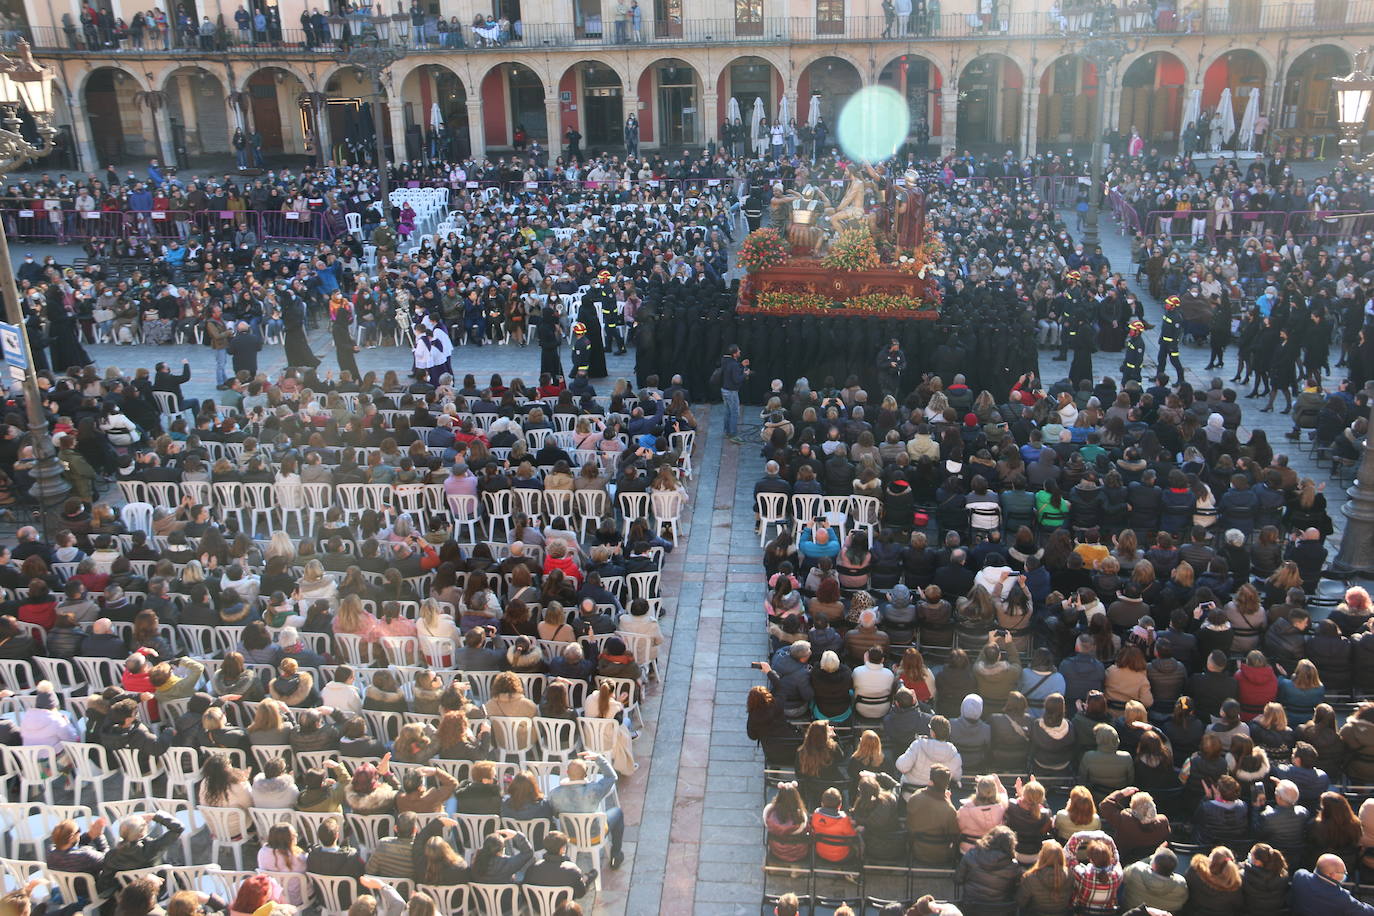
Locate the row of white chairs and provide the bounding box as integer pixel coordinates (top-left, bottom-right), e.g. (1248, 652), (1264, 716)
(754, 492), (884, 546)
(0, 852), (585, 915)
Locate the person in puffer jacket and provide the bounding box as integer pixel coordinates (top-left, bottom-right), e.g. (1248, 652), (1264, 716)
(1339, 702), (1374, 783)
(1079, 723), (1134, 799)
(1234, 650), (1279, 720)
(950, 694), (991, 773)
(955, 825), (1021, 915)
(956, 773), (1010, 852)
(764, 641), (814, 719)
(896, 714), (963, 787)
(1194, 774), (1253, 847)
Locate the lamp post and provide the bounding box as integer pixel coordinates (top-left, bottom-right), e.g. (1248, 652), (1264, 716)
(335, 35), (402, 227)
(1075, 34), (1134, 250)
(1328, 49), (1374, 574)
(0, 42), (69, 515)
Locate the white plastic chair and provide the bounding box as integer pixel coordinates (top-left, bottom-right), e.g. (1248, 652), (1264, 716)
(309, 873), (356, 916)
(113, 748), (163, 799)
(533, 716), (577, 762)
(199, 805), (252, 868)
(558, 811), (608, 889)
(62, 742), (113, 807)
(755, 492), (791, 546)
(0, 746), (55, 803)
(45, 870), (109, 916)
(119, 501), (155, 536)
(486, 715), (536, 766)
(523, 884), (574, 915)
(467, 883), (519, 916)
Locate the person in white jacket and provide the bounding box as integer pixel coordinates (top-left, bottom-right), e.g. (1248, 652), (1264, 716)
(319, 667), (364, 717)
(895, 714), (963, 787)
(20, 681), (80, 752)
(852, 647), (897, 718)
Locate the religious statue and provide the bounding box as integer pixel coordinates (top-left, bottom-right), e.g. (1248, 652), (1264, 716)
(829, 165), (875, 235)
(893, 169), (927, 248)
(786, 185), (830, 256)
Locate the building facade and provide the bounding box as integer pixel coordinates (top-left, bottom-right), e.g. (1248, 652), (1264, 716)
(15, 0), (1374, 171)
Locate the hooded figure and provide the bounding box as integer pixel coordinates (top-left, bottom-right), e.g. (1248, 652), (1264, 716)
(1078, 722), (1134, 798)
(949, 694), (991, 773)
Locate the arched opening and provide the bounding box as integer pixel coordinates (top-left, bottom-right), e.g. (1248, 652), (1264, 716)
(559, 61), (623, 152)
(164, 67), (228, 167)
(244, 67), (310, 159)
(636, 58), (702, 149)
(479, 63), (545, 150)
(321, 67), (391, 165)
(402, 65), (470, 161)
(84, 68), (146, 165)
(1201, 49), (1267, 154)
(957, 55), (1022, 151)
(878, 55), (944, 152)
(798, 56), (863, 128)
(1119, 52), (1187, 146)
(1281, 45), (1351, 134)
(717, 56), (782, 133)
(1038, 54), (1097, 146)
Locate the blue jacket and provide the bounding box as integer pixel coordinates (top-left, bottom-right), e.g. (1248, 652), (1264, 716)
(548, 754), (618, 814)
(1290, 868), (1374, 916)
(798, 527), (840, 561)
(1058, 653), (1105, 705)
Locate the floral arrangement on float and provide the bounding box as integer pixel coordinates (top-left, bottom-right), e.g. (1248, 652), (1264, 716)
(821, 226), (882, 272)
(754, 290), (938, 316)
(897, 226), (945, 279)
(738, 228), (790, 273)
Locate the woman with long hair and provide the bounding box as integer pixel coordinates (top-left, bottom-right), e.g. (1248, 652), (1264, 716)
(256, 823), (307, 903)
(1312, 791), (1362, 871)
(1242, 843), (1290, 916)
(1017, 839), (1072, 916)
(1053, 785), (1099, 841)
(1186, 846), (1243, 916)
(199, 754), (252, 811)
(763, 781), (809, 864)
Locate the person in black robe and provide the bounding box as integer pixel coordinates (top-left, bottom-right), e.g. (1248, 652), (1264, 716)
(536, 306), (563, 379)
(1304, 308), (1333, 379)
(24, 309), (48, 374)
(331, 302), (360, 378)
(1247, 316), (1280, 399)
(574, 298), (607, 379)
(282, 292), (319, 369)
(1097, 292), (1127, 352)
(1264, 327), (1301, 413)
(1206, 295), (1232, 370)
(45, 284), (89, 371)
(632, 301), (657, 387)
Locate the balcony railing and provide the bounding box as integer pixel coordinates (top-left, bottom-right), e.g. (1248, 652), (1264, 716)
(19, 2), (1374, 57)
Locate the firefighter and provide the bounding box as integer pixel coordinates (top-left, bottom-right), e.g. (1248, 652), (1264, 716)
(1122, 319), (1146, 384)
(1158, 295), (1185, 385)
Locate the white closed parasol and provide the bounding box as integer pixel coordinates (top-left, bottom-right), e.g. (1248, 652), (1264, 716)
(778, 93), (790, 128)
(1236, 86), (1259, 152)
(1211, 87), (1235, 152)
(1181, 87), (1201, 138)
(807, 93), (821, 127)
(727, 96), (741, 123)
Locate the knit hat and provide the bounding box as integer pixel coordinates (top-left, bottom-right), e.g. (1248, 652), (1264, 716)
(964, 413), (978, 427)
(277, 626), (300, 649)
(35, 686), (56, 710)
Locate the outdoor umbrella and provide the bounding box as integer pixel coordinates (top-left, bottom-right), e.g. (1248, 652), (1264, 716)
(1210, 87), (1235, 152)
(808, 93), (821, 127)
(430, 101), (443, 132)
(778, 93), (790, 128)
(1181, 87), (1201, 140)
(1236, 86), (1259, 152)
(727, 96), (741, 123)
(751, 95), (764, 152)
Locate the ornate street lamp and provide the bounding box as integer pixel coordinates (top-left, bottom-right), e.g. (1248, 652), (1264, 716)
(1074, 33), (1137, 249)
(335, 40), (402, 226)
(1333, 49), (1374, 162)
(0, 41), (69, 513)
(1328, 48), (1374, 575)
